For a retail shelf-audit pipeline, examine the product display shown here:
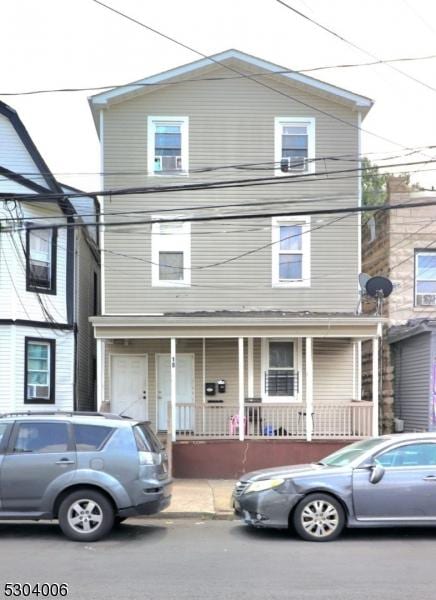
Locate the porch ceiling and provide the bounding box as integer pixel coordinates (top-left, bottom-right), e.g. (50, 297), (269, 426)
(91, 312), (383, 340)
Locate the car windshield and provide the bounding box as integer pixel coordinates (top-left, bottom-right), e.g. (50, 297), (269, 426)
(319, 438), (386, 467)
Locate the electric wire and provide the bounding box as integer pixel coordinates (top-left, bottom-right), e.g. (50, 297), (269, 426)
(2, 52), (436, 96)
(276, 0), (436, 95)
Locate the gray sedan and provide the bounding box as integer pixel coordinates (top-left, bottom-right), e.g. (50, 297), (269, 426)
(233, 433), (436, 541)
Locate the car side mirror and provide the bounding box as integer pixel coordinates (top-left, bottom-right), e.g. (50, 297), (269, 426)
(369, 463), (385, 485)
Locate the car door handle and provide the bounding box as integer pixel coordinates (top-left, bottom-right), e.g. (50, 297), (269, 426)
(56, 458), (75, 465)
(423, 476), (436, 481)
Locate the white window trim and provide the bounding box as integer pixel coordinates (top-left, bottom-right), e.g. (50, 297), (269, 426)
(261, 338), (303, 404)
(151, 218), (191, 287)
(271, 216), (311, 288)
(147, 116), (189, 176)
(274, 117), (315, 177)
(415, 250), (436, 306)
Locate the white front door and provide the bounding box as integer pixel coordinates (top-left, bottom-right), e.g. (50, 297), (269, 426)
(110, 355), (148, 421)
(156, 354), (194, 431)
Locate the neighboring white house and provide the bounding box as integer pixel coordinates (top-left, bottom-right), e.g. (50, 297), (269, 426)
(0, 101), (99, 412)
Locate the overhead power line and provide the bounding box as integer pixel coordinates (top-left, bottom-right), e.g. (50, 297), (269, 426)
(3, 157), (436, 202)
(2, 53), (436, 96)
(6, 196), (436, 234)
(3, 145), (435, 179)
(276, 0), (436, 95)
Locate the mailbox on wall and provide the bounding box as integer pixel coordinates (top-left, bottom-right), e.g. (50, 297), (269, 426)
(217, 379), (226, 393)
(205, 382), (216, 396)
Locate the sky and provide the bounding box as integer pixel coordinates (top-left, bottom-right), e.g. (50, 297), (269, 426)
(2, 0), (436, 192)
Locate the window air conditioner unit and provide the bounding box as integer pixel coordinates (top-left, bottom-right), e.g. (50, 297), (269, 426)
(27, 385), (49, 399)
(154, 156), (182, 172)
(30, 263), (50, 287)
(280, 157), (307, 173)
(417, 294), (436, 306)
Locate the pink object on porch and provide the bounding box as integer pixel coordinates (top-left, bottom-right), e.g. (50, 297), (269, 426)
(229, 414), (247, 435)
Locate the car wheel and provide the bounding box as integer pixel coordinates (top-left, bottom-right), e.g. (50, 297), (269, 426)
(58, 490), (115, 542)
(293, 493), (345, 542)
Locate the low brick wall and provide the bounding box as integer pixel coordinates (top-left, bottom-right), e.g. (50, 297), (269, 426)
(172, 439), (349, 478)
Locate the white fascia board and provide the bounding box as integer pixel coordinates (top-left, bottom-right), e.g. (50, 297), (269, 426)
(89, 49), (373, 111)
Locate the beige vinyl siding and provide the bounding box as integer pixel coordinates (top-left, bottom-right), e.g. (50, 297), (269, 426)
(313, 339), (355, 403)
(102, 62), (359, 315)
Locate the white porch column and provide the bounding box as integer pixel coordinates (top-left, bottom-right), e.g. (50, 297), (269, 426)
(247, 337), (254, 398)
(305, 337), (313, 442)
(238, 337), (245, 441)
(96, 338), (105, 411)
(171, 337), (177, 442)
(372, 337), (379, 435)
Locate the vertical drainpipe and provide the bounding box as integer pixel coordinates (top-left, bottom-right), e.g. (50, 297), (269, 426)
(99, 108), (106, 316)
(357, 110), (363, 401)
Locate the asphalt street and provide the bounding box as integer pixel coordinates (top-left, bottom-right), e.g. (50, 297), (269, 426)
(0, 518), (435, 600)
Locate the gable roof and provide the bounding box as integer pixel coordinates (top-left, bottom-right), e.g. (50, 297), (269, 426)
(0, 101), (92, 218)
(89, 48), (373, 122)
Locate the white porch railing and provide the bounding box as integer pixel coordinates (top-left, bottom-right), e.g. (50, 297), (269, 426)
(174, 402), (372, 440)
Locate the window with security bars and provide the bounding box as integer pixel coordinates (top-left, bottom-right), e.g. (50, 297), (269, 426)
(265, 341), (298, 397)
(26, 227), (56, 293)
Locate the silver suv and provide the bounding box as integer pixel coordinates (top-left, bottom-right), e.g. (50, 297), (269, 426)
(0, 412), (172, 541)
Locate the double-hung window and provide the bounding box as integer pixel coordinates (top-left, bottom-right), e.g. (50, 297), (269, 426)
(25, 338), (55, 404)
(147, 116), (189, 175)
(26, 226), (57, 293)
(151, 220), (191, 287)
(272, 216), (310, 287)
(415, 251), (436, 306)
(274, 117), (315, 175)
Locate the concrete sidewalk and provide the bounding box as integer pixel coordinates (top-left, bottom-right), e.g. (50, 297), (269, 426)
(159, 479), (236, 519)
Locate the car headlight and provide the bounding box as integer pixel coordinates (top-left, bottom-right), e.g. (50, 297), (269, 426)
(245, 478), (285, 494)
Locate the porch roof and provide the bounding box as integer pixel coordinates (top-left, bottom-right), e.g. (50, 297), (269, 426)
(91, 311), (382, 339)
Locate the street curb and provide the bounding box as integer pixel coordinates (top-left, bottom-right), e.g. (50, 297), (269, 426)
(147, 511), (235, 520)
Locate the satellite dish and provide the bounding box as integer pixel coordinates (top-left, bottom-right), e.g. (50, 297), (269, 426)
(358, 273), (371, 293)
(365, 276), (393, 299)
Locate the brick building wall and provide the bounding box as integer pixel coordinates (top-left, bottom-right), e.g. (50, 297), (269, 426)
(362, 176), (436, 432)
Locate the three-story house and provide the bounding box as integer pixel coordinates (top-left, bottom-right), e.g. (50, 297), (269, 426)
(89, 50), (381, 477)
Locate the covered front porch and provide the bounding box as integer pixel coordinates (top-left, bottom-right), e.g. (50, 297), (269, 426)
(93, 313), (382, 445)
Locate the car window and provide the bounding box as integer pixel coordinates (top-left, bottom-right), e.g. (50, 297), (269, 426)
(375, 443), (436, 467)
(74, 424), (113, 451)
(133, 423), (163, 453)
(0, 423), (9, 451)
(13, 422), (69, 454)
(321, 437), (386, 467)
